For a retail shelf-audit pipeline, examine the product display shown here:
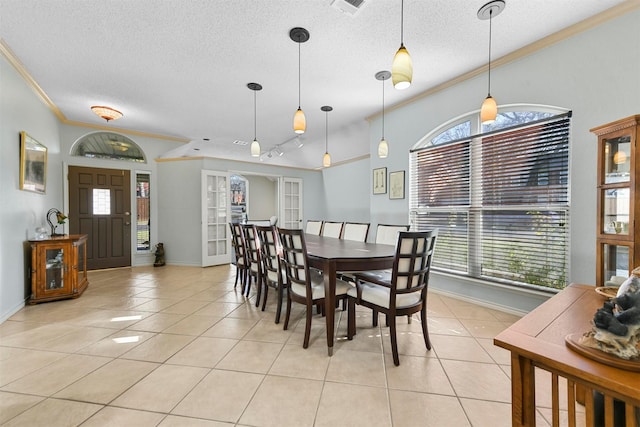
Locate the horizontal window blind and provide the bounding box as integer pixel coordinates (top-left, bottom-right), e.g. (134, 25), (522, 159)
(410, 112), (571, 290)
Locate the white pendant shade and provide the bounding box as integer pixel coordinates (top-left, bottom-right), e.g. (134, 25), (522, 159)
(378, 138), (389, 158)
(250, 139), (260, 157)
(293, 107), (306, 134)
(392, 44), (412, 90)
(323, 152), (331, 167)
(480, 95), (497, 124)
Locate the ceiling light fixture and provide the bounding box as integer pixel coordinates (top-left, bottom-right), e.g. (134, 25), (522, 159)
(375, 70), (391, 158)
(478, 0), (505, 125)
(247, 82), (263, 157)
(295, 136), (304, 149)
(322, 106), (333, 167)
(391, 0), (412, 90)
(91, 106), (123, 122)
(290, 27), (310, 134)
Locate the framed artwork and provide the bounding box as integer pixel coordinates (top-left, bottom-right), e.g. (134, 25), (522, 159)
(19, 131), (47, 194)
(389, 170), (405, 200)
(373, 167), (387, 194)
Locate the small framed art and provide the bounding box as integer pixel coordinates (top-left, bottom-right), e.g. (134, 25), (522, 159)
(19, 131), (47, 194)
(389, 170), (405, 200)
(373, 167), (387, 194)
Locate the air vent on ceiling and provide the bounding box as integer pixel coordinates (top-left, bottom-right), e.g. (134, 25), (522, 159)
(330, 0), (366, 16)
(233, 140), (249, 146)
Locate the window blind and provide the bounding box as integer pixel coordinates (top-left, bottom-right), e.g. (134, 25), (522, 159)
(410, 112), (571, 290)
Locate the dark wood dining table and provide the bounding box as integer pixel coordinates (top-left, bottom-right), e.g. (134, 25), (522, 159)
(304, 234), (396, 356)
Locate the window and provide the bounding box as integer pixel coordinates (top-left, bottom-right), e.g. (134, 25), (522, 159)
(136, 173), (151, 251)
(72, 131), (146, 163)
(410, 110), (571, 290)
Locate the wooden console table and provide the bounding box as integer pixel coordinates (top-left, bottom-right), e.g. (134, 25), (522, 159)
(494, 283), (640, 426)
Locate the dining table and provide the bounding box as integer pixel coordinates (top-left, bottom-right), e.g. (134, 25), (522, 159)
(303, 233), (396, 356)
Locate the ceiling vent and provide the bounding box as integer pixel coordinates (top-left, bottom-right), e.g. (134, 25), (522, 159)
(330, 0), (366, 16)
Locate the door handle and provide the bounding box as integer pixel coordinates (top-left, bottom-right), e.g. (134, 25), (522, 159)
(124, 212), (131, 216)
(125, 222), (131, 226)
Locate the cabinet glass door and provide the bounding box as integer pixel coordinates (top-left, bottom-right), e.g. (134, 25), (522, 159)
(603, 135), (631, 184)
(45, 247), (65, 290)
(602, 188), (630, 235)
(602, 243), (629, 285)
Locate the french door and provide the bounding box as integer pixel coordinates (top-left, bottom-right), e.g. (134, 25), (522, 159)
(280, 177), (303, 229)
(202, 170), (231, 266)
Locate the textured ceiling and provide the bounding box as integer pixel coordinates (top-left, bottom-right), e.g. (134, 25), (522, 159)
(0, 0), (632, 169)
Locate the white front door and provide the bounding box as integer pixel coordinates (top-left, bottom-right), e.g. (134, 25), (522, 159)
(202, 170), (231, 266)
(280, 177), (303, 229)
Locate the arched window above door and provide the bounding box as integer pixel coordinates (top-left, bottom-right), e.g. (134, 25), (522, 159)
(71, 131), (146, 163)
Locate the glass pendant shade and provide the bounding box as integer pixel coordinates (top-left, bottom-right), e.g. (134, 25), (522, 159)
(480, 95), (497, 124)
(323, 152), (331, 167)
(293, 108), (306, 134)
(378, 138), (389, 158)
(392, 44), (412, 90)
(250, 139), (260, 157)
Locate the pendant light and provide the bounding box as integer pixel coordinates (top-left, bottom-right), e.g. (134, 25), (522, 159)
(478, 0), (505, 125)
(247, 82), (262, 157)
(290, 27), (310, 134)
(375, 70), (391, 158)
(321, 106), (333, 167)
(391, 0), (412, 90)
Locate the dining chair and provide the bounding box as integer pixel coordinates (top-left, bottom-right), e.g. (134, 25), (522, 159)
(347, 230), (438, 366)
(375, 224), (410, 245)
(321, 221), (344, 239)
(278, 227), (351, 348)
(229, 223), (249, 293)
(241, 223), (263, 302)
(305, 220), (323, 235)
(341, 222), (370, 242)
(255, 225), (286, 323)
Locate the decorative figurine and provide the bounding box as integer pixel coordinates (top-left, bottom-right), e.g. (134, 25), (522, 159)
(154, 243), (165, 267)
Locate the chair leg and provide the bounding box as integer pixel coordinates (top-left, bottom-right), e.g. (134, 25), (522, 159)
(233, 266), (239, 288)
(244, 274), (252, 297)
(261, 284), (269, 312)
(407, 314), (412, 324)
(283, 292), (292, 330)
(274, 285), (284, 324)
(255, 275), (262, 307)
(390, 316), (400, 366)
(372, 309), (378, 327)
(347, 297), (356, 340)
(420, 305), (432, 350)
(303, 302), (313, 348)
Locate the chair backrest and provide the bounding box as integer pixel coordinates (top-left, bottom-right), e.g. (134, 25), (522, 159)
(342, 222), (370, 242)
(391, 230), (438, 294)
(241, 224), (261, 271)
(321, 221), (344, 239)
(305, 220), (323, 235)
(229, 223), (247, 264)
(375, 224), (410, 245)
(256, 225), (281, 283)
(277, 228), (312, 294)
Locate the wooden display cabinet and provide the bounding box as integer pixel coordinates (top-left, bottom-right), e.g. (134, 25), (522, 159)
(29, 234), (89, 304)
(591, 115), (640, 286)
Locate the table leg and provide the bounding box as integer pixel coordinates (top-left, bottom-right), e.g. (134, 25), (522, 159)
(510, 352), (536, 427)
(323, 261), (337, 356)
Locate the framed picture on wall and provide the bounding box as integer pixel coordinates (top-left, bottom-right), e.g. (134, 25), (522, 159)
(389, 170), (405, 200)
(19, 131), (47, 194)
(373, 167), (387, 194)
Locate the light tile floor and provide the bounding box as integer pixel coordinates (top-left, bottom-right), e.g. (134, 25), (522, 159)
(0, 265), (580, 426)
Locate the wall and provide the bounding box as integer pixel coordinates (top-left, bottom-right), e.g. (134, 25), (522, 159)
(367, 9), (640, 312)
(0, 55), (63, 321)
(321, 157), (371, 226)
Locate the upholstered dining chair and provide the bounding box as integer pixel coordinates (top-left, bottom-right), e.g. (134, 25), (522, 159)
(255, 225), (286, 323)
(341, 222), (370, 242)
(241, 224), (263, 302)
(229, 223), (249, 293)
(277, 227), (351, 348)
(305, 220), (323, 235)
(347, 230), (438, 366)
(375, 224), (410, 245)
(320, 221), (344, 239)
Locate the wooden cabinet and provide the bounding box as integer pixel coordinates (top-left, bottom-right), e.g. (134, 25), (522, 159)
(29, 234), (89, 304)
(591, 115), (640, 286)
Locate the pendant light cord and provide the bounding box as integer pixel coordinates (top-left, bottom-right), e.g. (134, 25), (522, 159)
(325, 111), (328, 153)
(298, 42), (302, 109)
(253, 90), (257, 140)
(400, 0), (405, 45)
(487, 9), (493, 96)
(381, 81), (385, 138)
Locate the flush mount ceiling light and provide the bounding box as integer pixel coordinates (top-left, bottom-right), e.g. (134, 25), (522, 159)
(247, 82), (263, 157)
(375, 70), (391, 158)
(391, 0), (412, 90)
(322, 105), (333, 167)
(91, 105), (123, 122)
(478, 0), (505, 125)
(290, 27), (310, 134)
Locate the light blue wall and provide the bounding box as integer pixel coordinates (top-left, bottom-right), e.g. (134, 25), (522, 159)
(367, 9), (640, 312)
(321, 157), (371, 226)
